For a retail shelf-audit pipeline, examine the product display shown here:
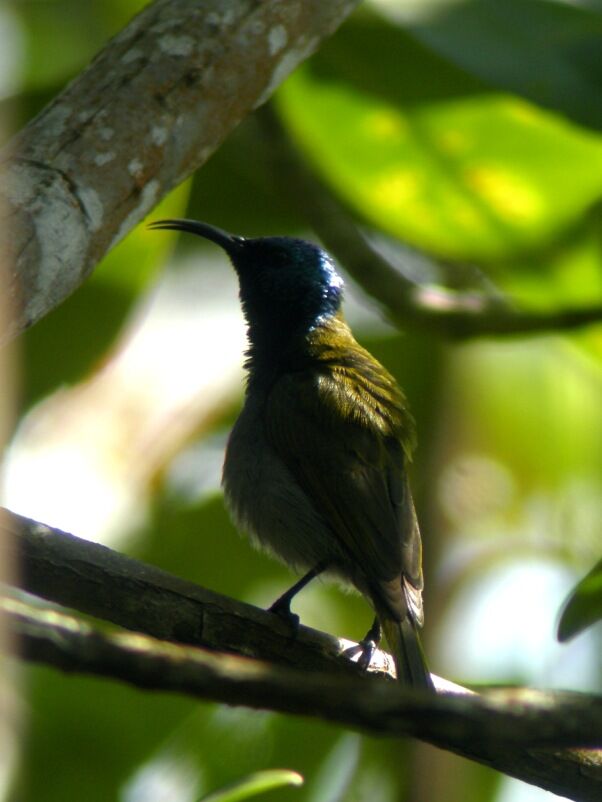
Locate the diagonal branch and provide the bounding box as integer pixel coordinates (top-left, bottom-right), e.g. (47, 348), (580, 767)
(0, 507), (388, 679)
(0, 0), (360, 342)
(258, 105), (602, 339)
(1, 508), (601, 801)
(3, 593), (602, 801)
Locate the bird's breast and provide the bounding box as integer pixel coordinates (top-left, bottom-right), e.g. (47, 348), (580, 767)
(222, 394), (349, 572)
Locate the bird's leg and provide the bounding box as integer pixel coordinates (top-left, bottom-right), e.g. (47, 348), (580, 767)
(268, 560), (329, 631)
(344, 616), (382, 670)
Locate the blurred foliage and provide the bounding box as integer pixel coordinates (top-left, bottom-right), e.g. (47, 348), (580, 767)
(558, 556), (602, 642)
(3, 2), (602, 802)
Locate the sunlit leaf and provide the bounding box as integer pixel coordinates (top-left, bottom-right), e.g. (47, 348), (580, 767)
(198, 770), (303, 802)
(277, 15), (602, 262)
(557, 557), (602, 641)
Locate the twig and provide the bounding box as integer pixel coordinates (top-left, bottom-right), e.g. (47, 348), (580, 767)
(0, 0), (360, 342)
(258, 105), (602, 339)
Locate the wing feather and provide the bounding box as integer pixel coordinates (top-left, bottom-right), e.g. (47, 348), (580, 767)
(265, 356), (424, 622)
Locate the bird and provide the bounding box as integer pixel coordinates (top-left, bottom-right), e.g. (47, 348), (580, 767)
(149, 218), (434, 690)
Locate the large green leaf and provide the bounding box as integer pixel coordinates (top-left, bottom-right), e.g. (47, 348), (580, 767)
(277, 15), (602, 263)
(558, 557), (602, 641)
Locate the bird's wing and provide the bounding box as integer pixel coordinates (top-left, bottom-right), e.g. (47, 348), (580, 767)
(265, 363), (424, 621)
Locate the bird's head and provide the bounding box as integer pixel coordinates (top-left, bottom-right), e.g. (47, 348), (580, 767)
(148, 219), (344, 339)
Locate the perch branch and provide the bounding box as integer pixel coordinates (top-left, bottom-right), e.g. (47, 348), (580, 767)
(1, 508), (601, 801)
(0, 507), (390, 679)
(3, 593), (601, 801)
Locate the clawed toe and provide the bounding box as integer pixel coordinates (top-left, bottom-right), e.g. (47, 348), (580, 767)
(344, 637), (377, 670)
(345, 617), (381, 671)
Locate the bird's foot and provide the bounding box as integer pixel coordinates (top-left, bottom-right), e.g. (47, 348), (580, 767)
(267, 562), (329, 636)
(344, 638), (378, 670)
(344, 618), (382, 671)
(268, 596), (300, 635)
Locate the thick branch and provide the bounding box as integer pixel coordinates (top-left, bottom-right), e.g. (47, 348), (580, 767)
(0, 0), (359, 341)
(1, 508), (601, 800)
(1, 507), (390, 679)
(4, 594), (601, 801)
(259, 105), (602, 339)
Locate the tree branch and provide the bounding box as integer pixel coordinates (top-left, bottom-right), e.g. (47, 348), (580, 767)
(0, 0), (359, 342)
(0, 507), (391, 679)
(258, 105), (602, 339)
(3, 593), (601, 801)
(1, 508), (601, 800)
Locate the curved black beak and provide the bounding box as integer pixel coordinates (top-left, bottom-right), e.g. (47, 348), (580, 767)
(148, 218), (244, 255)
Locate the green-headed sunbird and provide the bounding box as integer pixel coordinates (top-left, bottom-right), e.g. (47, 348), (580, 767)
(149, 218), (433, 690)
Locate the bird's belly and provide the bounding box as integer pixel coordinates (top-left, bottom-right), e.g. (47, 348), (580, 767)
(222, 401), (346, 573)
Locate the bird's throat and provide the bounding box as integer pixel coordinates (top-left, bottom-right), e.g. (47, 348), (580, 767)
(243, 310), (353, 390)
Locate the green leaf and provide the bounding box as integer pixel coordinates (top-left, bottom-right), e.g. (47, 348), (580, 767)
(198, 770), (303, 802)
(490, 220), (602, 310)
(557, 557), (602, 641)
(277, 15), (602, 262)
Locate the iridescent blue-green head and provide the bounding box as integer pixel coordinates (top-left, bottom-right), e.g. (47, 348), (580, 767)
(148, 219), (344, 342)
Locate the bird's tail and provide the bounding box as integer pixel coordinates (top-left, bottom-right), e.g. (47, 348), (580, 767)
(380, 615), (434, 691)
